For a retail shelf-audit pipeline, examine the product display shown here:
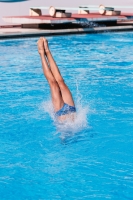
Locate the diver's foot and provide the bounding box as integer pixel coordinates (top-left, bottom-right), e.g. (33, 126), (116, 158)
(43, 38), (50, 54)
(37, 37), (45, 55)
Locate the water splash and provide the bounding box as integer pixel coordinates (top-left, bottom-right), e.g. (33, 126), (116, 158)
(42, 81), (91, 140)
(42, 99), (90, 139)
(76, 19), (106, 28)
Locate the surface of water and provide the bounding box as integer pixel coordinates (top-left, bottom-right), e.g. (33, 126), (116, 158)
(0, 32), (133, 200)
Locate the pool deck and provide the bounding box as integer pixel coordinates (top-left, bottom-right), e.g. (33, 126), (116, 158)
(1, 13), (133, 39)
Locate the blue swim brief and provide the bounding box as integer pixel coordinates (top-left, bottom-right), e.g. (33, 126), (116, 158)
(55, 103), (76, 117)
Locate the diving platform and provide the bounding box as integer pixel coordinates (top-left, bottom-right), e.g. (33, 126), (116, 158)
(3, 13), (133, 25)
(2, 4), (133, 26)
(1, 5), (133, 39)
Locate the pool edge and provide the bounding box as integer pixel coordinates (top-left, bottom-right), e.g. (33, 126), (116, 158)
(0, 25), (133, 39)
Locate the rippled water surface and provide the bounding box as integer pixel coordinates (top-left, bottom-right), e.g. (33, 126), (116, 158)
(0, 33), (133, 200)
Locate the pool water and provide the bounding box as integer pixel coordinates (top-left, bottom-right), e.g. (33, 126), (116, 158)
(0, 32), (133, 199)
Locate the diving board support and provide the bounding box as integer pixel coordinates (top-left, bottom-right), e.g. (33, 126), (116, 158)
(78, 5), (121, 15)
(78, 6), (90, 14)
(49, 6), (71, 18)
(78, 10), (89, 14)
(29, 8), (42, 16)
(105, 10), (121, 16)
(29, 5), (133, 17)
(99, 5), (121, 15)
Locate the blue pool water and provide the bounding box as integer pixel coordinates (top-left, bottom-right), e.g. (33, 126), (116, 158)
(0, 32), (133, 199)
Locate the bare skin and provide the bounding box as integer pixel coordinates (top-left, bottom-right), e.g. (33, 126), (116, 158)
(37, 37), (76, 121)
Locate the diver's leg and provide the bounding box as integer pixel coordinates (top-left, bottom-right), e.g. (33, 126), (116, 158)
(37, 38), (64, 112)
(43, 38), (75, 107)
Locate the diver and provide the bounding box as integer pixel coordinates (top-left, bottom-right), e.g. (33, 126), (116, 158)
(37, 37), (76, 121)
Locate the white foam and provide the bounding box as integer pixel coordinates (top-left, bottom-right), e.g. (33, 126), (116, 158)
(41, 81), (91, 140)
(57, 102), (90, 140)
(42, 100), (90, 141)
(42, 100), (55, 119)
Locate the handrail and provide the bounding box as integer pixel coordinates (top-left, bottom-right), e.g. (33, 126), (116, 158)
(30, 6), (99, 11)
(30, 5), (133, 10)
